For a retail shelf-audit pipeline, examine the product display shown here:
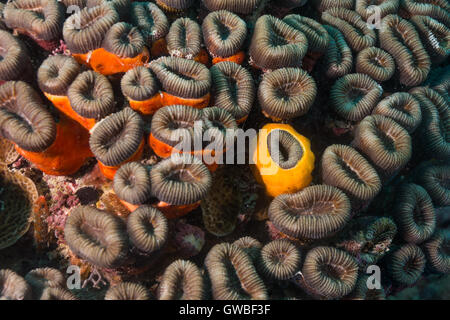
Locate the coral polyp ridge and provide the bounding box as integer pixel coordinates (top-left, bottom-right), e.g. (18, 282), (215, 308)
(0, 0), (448, 301)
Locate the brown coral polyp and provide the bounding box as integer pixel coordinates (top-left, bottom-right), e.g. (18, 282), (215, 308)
(0, 269), (32, 300)
(91, 22), (149, 75)
(356, 47), (395, 82)
(322, 25), (353, 79)
(130, 2), (169, 44)
(257, 239), (301, 280)
(0, 30), (31, 83)
(149, 105), (203, 158)
(421, 230), (450, 274)
(104, 282), (151, 300)
(249, 15), (308, 71)
(25, 267), (65, 299)
(205, 243), (268, 300)
(283, 14), (329, 53)
(388, 244), (426, 286)
(210, 61), (255, 123)
(300, 246), (358, 300)
(355, 0), (400, 20)
(166, 18), (207, 65)
(233, 237), (262, 263)
(410, 15), (450, 65)
(372, 92), (422, 133)
(201, 0), (262, 15)
(0, 81), (56, 153)
(89, 107), (145, 180)
(202, 10), (247, 64)
(321, 144), (382, 209)
(417, 164), (450, 207)
(121, 66), (162, 116)
(63, 4), (119, 55)
(393, 183), (436, 244)
(38, 55), (81, 97)
(352, 115), (412, 182)
(410, 87), (449, 160)
(150, 154), (212, 218)
(158, 260), (206, 300)
(399, 0), (450, 23)
(127, 206), (168, 255)
(379, 14), (431, 86)
(64, 205), (129, 269)
(258, 68), (317, 121)
(268, 185), (352, 241)
(330, 73), (383, 122)
(4, 0), (64, 50)
(0, 82), (91, 176)
(149, 57), (211, 109)
(67, 70), (115, 130)
(321, 8), (376, 52)
(113, 162), (151, 206)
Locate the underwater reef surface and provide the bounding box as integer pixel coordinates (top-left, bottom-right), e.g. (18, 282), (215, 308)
(0, 0), (449, 300)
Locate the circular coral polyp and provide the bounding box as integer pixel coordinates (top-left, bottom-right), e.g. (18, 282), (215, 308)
(121, 66), (162, 116)
(393, 183), (436, 244)
(202, 10), (247, 61)
(210, 62), (255, 123)
(104, 282), (151, 300)
(249, 15), (308, 71)
(268, 185), (351, 240)
(352, 115), (412, 181)
(64, 205), (129, 269)
(86, 22), (150, 75)
(388, 244), (426, 286)
(127, 206), (168, 254)
(372, 92), (422, 134)
(321, 144), (381, 209)
(257, 239), (301, 280)
(301, 246), (358, 299)
(356, 47), (395, 82)
(130, 2), (169, 43)
(0, 269), (32, 300)
(149, 57), (211, 109)
(0, 30), (32, 83)
(205, 243), (268, 300)
(68, 70), (115, 130)
(252, 123), (315, 198)
(150, 154), (212, 218)
(258, 68), (317, 121)
(158, 260), (206, 300)
(421, 231), (450, 274)
(379, 14), (431, 87)
(38, 55), (81, 97)
(149, 105), (203, 158)
(4, 0), (65, 51)
(89, 108), (145, 180)
(330, 73), (383, 122)
(63, 4), (119, 54)
(113, 162), (151, 206)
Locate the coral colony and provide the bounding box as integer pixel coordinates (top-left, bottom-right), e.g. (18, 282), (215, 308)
(0, 0), (449, 302)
